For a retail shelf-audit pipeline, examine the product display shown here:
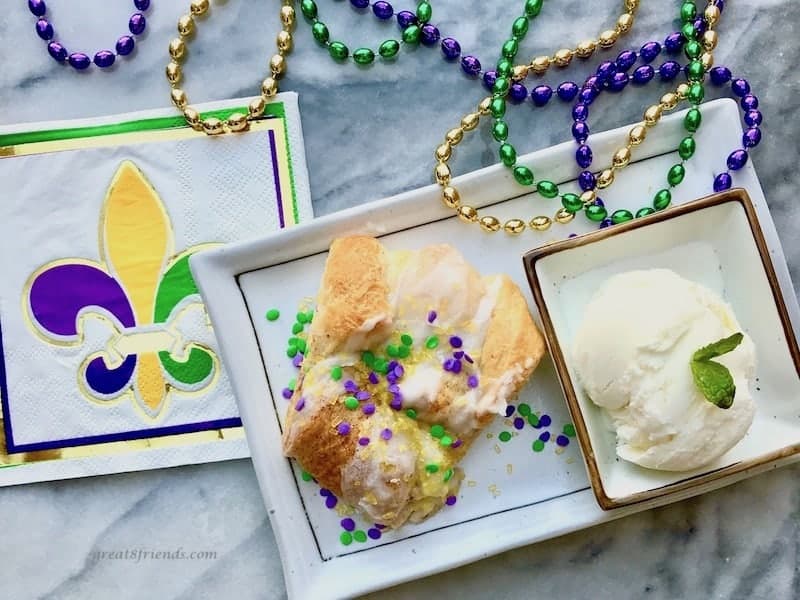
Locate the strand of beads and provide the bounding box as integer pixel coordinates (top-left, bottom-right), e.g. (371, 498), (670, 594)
(29, 0), (150, 69)
(166, 0), (296, 135)
(432, 0), (721, 235)
(708, 69), (762, 191)
(532, 0), (722, 225)
(301, 0), (434, 63)
(486, 0), (641, 188)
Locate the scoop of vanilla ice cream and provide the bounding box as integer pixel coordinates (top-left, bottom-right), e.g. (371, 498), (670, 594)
(573, 269), (756, 471)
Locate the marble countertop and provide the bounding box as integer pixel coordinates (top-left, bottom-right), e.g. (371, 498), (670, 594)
(1, 1), (798, 598)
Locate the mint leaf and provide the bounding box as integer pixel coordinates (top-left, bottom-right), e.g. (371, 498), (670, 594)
(692, 332), (744, 362)
(691, 360), (736, 409)
(690, 332), (744, 409)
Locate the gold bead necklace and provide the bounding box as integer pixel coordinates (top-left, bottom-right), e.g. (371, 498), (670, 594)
(165, 0), (295, 135)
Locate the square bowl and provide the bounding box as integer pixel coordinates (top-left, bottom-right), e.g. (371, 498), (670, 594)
(524, 189), (800, 509)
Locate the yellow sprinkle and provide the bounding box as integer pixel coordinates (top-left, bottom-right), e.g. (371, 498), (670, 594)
(486, 433), (494, 439)
(467, 480), (477, 487)
(566, 457), (575, 464)
(493, 444), (501, 455)
(488, 484), (501, 497)
(506, 464), (513, 475)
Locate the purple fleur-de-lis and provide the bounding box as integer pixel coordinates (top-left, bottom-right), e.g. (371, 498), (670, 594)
(28, 263), (137, 397)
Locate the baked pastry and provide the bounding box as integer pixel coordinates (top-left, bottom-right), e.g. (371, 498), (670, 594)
(282, 236), (545, 528)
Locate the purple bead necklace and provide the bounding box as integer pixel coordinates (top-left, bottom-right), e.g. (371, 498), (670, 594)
(28, 0), (151, 70)
(566, 51), (762, 228)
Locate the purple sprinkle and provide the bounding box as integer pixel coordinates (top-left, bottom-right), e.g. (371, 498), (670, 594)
(320, 488), (331, 497)
(363, 403), (376, 416)
(451, 439), (463, 449)
(341, 517), (356, 531)
(294, 397), (306, 411)
(505, 405), (515, 417)
(358, 436), (370, 446)
(381, 428), (393, 441)
(337, 422), (351, 435)
(282, 388), (292, 399)
(344, 380), (358, 393)
(325, 495), (338, 509)
(463, 353), (474, 364)
(388, 384), (401, 394)
(387, 360), (399, 372)
(356, 390), (371, 401)
(540, 414), (552, 427)
(386, 373), (398, 385)
(539, 431), (551, 442)
(467, 375), (479, 389)
(556, 435), (570, 447)
(390, 397), (403, 410)
(443, 358), (455, 372)
(375, 523), (387, 530)
(292, 354), (304, 368)
(427, 310), (437, 323)
(513, 417), (525, 430)
(449, 336), (463, 348)
(393, 365), (405, 378)
(453, 351), (464, 359)
(367, 527), (382, 540)
(445, 495), (457, 506)
(368, 372), (380, 385)
(451, 359), (462, 374)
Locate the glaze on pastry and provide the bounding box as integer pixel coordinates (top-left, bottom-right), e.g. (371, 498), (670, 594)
(282, 236), (545, 528)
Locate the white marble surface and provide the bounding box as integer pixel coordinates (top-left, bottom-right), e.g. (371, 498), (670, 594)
(1, 1), (799, 598)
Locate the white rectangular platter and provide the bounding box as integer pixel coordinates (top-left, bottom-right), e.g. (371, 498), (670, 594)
(190, 99), (800, 600)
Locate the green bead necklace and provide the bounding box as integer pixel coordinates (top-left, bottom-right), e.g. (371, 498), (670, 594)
(299, 0), (433, 64)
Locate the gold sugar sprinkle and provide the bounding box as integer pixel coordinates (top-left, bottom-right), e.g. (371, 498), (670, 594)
(506, 464), (513, 475)
(555, 447), (565, 455)
(493, 444), (501, 454)
(566, 457), (575, 464)
(488, 484), (501, 497)
(486, 432), (494, 439)
(467, 480), (477, 487)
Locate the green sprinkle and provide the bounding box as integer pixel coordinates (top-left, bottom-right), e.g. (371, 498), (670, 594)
(287, 378), (296, 391)
(296, 339), (307, 354)
(287, 346), (298, 358)
(430, 424), (445, 439)
(340, 531), (353, 546)
(265, 308), (280, 321)
(406, 408), (417, 419)
(528, 414), (539, 427)
(400, 334), (413, 346)
(425, 464), (440, 473)
(362, 351), (375, 367)
(425, 335), (439, 349)
(374, 358), (388, 374)
(397, 345), (410, 358)
(344, 396), (359, 410)
(288, 337), (299, 348)
(440, 435), (453, 447)
(301, 470), (312, 481)
(331, 366), (343, 381)
(563, 423), (576, 437)
(518, 403), (531, 417)
(499, 431), (512, 442)
(443, 468), (454, 482)
(353, 530), (367, 543)
(291, 322), (304, 334)
(532, 439), (545, 452)
(297, 311), (309, 324)
(305, 310), (314, 323)
(386, 344), (400, 357)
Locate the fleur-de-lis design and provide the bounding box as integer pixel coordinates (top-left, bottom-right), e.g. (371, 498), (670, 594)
(24, 161), (218, 418)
